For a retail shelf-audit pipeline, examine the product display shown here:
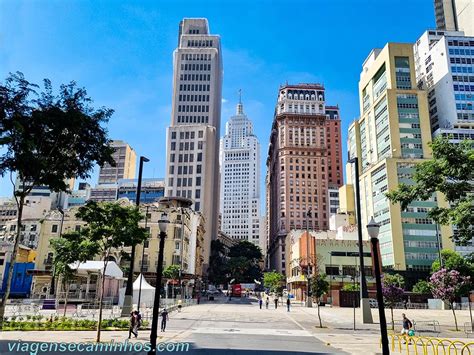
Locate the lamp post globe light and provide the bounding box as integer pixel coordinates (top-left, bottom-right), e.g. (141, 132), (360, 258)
(149, 211), (169, 355)
(367, 217), (389, 355)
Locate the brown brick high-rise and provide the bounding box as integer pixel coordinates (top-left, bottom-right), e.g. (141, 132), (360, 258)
(266, 84), (343, 273)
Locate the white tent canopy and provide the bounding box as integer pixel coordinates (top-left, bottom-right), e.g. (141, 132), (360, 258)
(69, 261), (124, 278)
(118, 274), (155, 308)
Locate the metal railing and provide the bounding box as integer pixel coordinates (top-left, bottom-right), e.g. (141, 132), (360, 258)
(386, 334), (474, 354)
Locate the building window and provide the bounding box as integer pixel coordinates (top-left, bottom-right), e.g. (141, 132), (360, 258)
(51, 225), (58, 233)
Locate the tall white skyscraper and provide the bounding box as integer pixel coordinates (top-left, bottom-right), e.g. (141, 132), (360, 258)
(219, 99), (261, 249)
(165, 19), (222, 267)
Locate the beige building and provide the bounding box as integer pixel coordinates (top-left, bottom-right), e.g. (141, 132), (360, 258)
(435, 0), (474, 36)
(165, 19), (223, 271)
(285, 230), (373, 302)
(347, 43), (453, 271)
(98, 140), (136, 185)
(31, 198), (205, 299)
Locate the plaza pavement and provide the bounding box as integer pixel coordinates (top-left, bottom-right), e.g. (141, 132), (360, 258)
(1, 295), (473, 354)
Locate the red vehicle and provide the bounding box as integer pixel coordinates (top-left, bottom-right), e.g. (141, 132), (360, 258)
(231, 284), (242, 297)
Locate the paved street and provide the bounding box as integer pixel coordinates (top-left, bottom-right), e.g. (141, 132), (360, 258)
(1, 296), (473, 354)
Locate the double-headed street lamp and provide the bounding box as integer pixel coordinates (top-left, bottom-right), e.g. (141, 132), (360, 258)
(49, 208), (64, 298)
(367, 217), (389, 355)
(122, 156), (149, 317)
(149, 212), (169, 355)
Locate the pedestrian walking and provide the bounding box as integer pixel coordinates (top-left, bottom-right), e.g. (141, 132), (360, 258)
(287, 298), (291, 312)
(274, 298), (278, 309)
(128, 311), (138, 338)
(259, 298), (263, 309)
(161, 308), (169, 332)
(265, 297), (269, 309)
(401, 313), (413, 343)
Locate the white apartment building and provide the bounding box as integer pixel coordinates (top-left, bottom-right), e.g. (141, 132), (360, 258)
(414, 29), (474, 255)
(165, 18), (223, 267)
(219, 100), (261, 247)
(414, 29), (474, 139)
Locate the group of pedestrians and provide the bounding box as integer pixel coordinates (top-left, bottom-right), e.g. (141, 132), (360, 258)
(258, 296), (292, 311)
(128, 308), (170, 339)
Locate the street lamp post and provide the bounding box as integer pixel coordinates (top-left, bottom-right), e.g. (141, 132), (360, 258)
(122, 156), (149, 317)
(149, 212), (169, 355)
(348, 156), (373, 323)
(178, 208), (185, 300)
(367, 217), (389, 355)
(137, 205), (150, 312)
(306, 208), (312, 308)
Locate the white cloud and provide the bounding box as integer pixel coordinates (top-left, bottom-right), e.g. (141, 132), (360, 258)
(222, 98), (228, 103)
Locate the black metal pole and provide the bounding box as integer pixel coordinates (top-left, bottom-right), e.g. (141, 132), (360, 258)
(137, 205), (149, 312)
(122, 156), (148, 316)
(371, 236), (389, 354)
(149, 229), (166, 355)
(350, 157), (369, 299)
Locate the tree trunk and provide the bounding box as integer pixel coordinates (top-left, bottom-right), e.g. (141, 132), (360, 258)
(452, 303), (459, 331)
(63, 281), (70, 318)
(96, 258), (109, 342)
(317, 300), (322, 328)
(391, 307), (394, 330)
(0, 195), (25, 328)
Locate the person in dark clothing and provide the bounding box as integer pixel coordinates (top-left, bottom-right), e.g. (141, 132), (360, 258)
(287, 298), (291, 312)
(128, 311), (138, 338)
(274, 298), (278, 309)
(161, 309), (169, 332)
(259, 298), (263, 309)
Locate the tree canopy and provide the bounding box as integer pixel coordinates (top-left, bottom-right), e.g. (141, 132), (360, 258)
(0, 72), (115, 324)
(386, 136), (474, 244)
(263, 271), (285, 294)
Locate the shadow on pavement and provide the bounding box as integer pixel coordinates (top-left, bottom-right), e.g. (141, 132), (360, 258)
(0, 340), (341, 354)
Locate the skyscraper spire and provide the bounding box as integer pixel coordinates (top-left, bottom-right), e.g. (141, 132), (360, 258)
(236, 89), (244, 115)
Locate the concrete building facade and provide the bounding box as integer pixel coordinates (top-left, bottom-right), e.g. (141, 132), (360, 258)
(165, 18), (223, 268)
(266, 84), (343, 273)
(219, 100), (261, 247)
(434, 0), (474, 36)
(414, 29), (474, 138)
(348, 43), (454, 271)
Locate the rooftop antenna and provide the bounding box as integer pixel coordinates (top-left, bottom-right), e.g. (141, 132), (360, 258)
(236, 89), (243, 115)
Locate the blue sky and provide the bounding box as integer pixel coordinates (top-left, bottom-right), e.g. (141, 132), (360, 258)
(0, 0), (436, 203)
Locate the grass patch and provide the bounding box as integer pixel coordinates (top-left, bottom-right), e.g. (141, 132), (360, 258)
(1, 317), (149, 331)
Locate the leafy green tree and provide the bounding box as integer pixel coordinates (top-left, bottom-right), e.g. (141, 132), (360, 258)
(208, 240), (227, 285)
(263, 271), (285, 294)
(382, 274), (405, 330)
(163, 264), (180, 280)
(310, 274), (329, 328)
(342, 283), (360, 292)
(50, 231), (98, 317)
(229, 241), (263, 262)
(432, 250), (473, 296)
(163, 264), (181, 298)
(386, 136), (474, 245)
(225, 241), (263, 284)
(71, 201), (148, 342)
(412, 280), (432, 295)
(0, 72), (115, 324)
(430, 269), (470, 331)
